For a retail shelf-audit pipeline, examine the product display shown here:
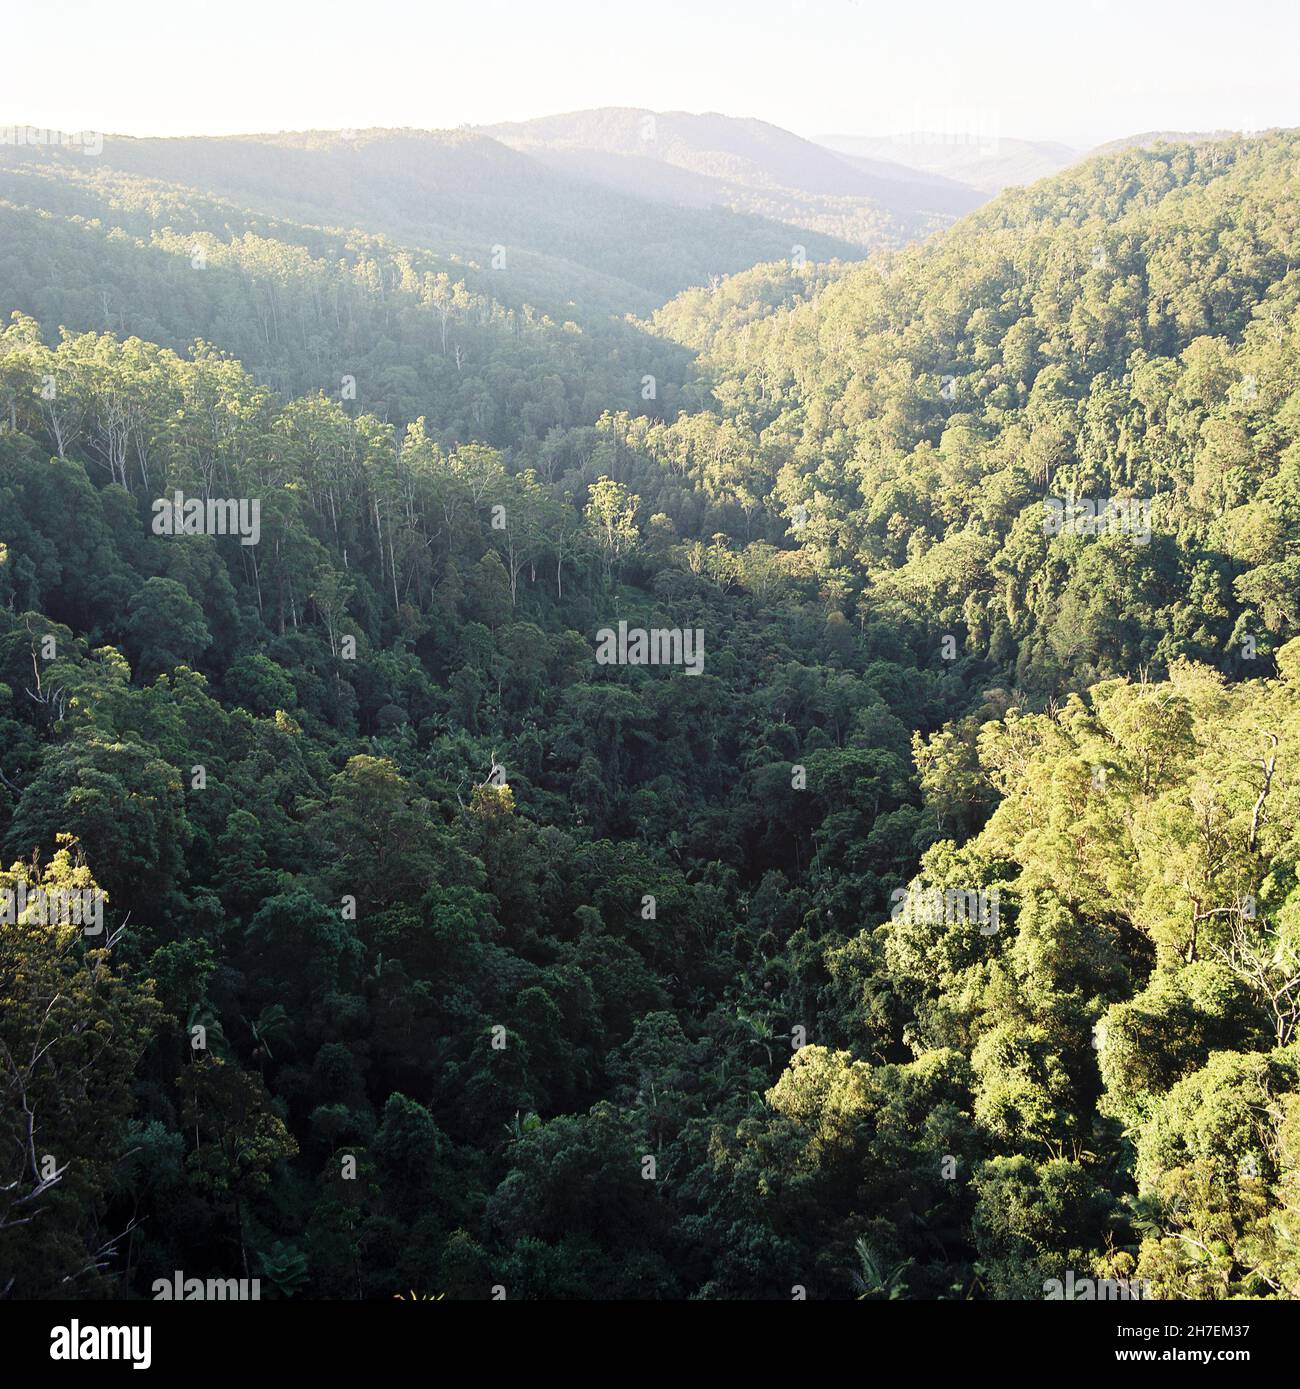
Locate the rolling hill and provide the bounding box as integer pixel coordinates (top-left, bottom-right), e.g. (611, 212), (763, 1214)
(817, 131), (1079, 193)
(0, 126), (862, 321)
(481, 107), (986, 247)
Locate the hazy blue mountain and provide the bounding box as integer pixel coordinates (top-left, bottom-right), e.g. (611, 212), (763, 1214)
(0, 126), (862, 318)
(481, 107), (985, 248)
(817, 131), (1079, 193)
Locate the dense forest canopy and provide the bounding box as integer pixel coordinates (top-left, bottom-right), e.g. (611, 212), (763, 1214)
(2, 121), (1299, 1301)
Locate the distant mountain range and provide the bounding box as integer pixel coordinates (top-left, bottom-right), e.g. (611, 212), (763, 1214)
(479, 107), (986, 248)
(2, 110), (1262, 337)
(815, 132), (1080, 193)
(0, 125), (864, 320)
(480, 109), (1260, 240)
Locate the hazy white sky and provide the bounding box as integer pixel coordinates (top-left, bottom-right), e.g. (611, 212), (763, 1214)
(6, 0), (1298, 147)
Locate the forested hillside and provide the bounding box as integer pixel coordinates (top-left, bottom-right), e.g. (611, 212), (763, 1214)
(2, 126), (1299, 1301)
(0, 128), (861, 320)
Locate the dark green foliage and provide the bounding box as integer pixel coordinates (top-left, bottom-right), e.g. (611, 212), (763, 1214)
(4, 129), (1300, 1302)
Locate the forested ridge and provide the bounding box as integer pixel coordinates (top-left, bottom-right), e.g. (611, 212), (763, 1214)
(2, 126), (1299, 1301)
(478, 107), (985, 245)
